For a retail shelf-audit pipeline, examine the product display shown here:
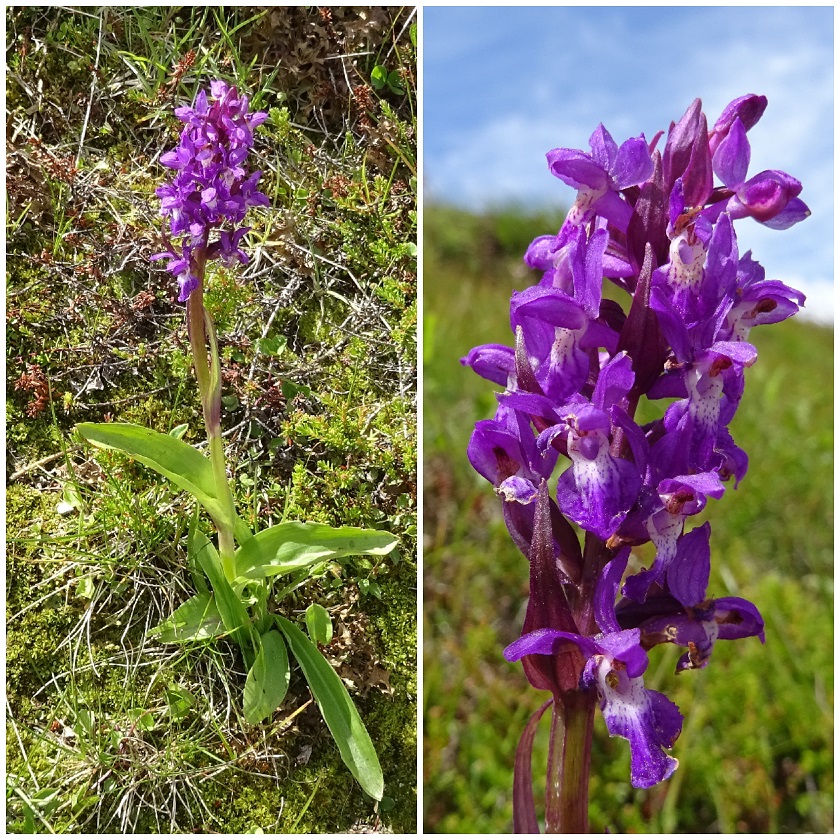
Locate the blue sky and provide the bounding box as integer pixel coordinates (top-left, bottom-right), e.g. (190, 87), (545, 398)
(423, 5), (834, 324)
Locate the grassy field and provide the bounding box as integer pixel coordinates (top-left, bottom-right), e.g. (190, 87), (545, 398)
(423, 204), (833, 833)
(7, 7), (416, 833)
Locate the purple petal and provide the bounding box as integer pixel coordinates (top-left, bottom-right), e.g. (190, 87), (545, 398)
(499, 476), (539, 505)
(587, 655), (682, 788)
(712, 117), (750, 188)
(666, 521), (711, 608)
(594, 548), (632, 634)
(713, 596), (766, 643)
(658, 472), (726, 515)
(556, 439), (642, 541)
(461, 343), (516, 388)
(612, 134), (654, 189)
(759, 196), (810, 230)
(504, 627), (599, 663)
(547, 147), (609, 191)
(592, 351), (635, 412)
(177, 272), (200, 301)
(524, 233), (562, 271)
(467, 420), (522, 488)
(588, 124), (618, 172)
(577, 226), (608, 318)
(709, 94), (767, 154)
(596, 627), (648, 679)
(510, 286), (587, 330)
(735, 170), (801, 222)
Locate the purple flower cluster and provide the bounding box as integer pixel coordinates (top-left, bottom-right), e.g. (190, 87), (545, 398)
(152, 80), (269, 301)
(463, 95), (807, 788)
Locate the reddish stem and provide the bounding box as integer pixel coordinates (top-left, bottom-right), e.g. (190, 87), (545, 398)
(544, 689), (597, 833)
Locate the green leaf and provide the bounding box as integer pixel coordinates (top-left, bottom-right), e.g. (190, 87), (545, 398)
(75, 573), (96, 601)
(370, 64), (388, 90)
(76, 422), (251, 544)
(305, 603), (333, 645)
(255, 334), (287, 356)
(128, 708), (156, 732)
(169, 423), (189, 439)
(195, 538), (255, 662)
(243, 629), (290, 724)
(186, 513), (212, 595)
(75, 708), (95, 738)
(277, 615), (383, 801)
(164, 684), (196, 721)
(357, 578), (383, 600)
(148, 592), (225, 643)
(234, 521), (398, 581)
(386, 70), (405, 95)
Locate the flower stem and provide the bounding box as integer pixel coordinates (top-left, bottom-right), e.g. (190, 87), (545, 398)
(186, 253), (238, 577)
(545, 689), (597, 833)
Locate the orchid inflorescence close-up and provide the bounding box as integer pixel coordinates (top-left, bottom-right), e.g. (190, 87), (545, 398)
(462, 94), (808, 832)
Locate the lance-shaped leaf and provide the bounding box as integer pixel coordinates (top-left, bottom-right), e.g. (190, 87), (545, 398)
(234, 521), (398, 582)
(148, 591), (225, 643)
(194, 533), (256, 664)
(243, 629), (290, 724)
(76, 422), (251, 545)
(276, 615), (384, 801)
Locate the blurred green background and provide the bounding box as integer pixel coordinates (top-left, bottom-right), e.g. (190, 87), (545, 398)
(422, 203), (833, 833)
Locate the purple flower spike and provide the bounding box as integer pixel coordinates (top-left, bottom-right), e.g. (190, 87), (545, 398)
(152, 80), (268, 300)
(464, 93), (807, 805)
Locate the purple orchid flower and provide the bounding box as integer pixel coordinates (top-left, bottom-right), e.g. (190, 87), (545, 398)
(505, 550), (683, 788)
(152, 80), (268, 301)
(617, 521), (766, 670)
(463, 93), (806, 832)
(547, 125), (653, 231)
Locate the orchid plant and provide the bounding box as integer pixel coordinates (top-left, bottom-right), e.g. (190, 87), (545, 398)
(77, 81), (396, 802)
(462, 94), (808, 832)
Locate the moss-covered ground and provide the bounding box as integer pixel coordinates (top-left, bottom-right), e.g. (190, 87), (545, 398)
(7, 6), (416, 833)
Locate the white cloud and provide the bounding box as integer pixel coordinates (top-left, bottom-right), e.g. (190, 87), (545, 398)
(424, 6), (833, 323)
